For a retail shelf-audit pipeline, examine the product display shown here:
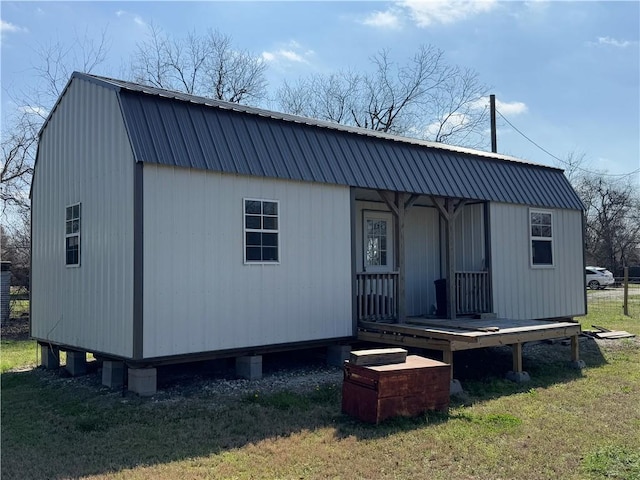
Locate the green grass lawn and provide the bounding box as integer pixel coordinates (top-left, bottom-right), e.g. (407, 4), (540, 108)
(0, 339), (38, 373)
(1, 302), (639, 480)
(9, 299), (29, 317)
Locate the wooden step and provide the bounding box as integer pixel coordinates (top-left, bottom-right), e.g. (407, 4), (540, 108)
(349, 348), (408, 366)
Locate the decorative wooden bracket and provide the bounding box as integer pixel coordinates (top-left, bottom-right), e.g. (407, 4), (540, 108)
(430, 196), (467, 222)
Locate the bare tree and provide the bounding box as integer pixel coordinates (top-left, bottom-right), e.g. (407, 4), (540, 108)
(555, 150), (589, 184)
(1, 211), (30, 288)
(1, 28), (110, 219)
(131, 26), (267, 103)
(23, 28), (110, 121)
(575, 173), (640, 273)
(1, 123), (37, 215)
(427, 67), (489, 147)
(1, 29), (111, 290)
(276, 45), (489, 147)
(278, 73), (359, 123)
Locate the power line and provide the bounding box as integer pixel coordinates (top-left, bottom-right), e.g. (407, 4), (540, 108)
(495, 108), (640, 179)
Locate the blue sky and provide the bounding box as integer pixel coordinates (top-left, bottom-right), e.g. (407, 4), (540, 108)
(2, 1), (639, 179)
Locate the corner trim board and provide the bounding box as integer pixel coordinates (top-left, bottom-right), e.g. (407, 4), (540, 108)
(133, 162), (144, 359)
(350, 187), (358, 335)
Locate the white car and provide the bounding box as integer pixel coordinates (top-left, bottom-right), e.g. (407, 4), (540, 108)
(585, 266), (614, 290)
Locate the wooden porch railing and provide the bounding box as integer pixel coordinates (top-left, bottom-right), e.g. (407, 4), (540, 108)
(455, 271), (490, 315)
(356, 272), (399, 321)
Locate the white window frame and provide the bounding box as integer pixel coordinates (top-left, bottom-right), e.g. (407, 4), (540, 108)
(529, 208), (554, 268)
(65, 203), (81, 267)
(243, 198), (280, 265)
(363, 211), (394, 273)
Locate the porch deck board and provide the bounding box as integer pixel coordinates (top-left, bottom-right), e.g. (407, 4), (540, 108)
(404, 317), (580, 337)
(358, 317), (582, 352)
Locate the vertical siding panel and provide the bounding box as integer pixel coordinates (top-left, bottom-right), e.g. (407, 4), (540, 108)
(31, 79), (135, 357)
(404, 205), (441, 316)
(490, 203), (584, 319)
(454, 203), (485, 271)
(142, 167), (352, 357)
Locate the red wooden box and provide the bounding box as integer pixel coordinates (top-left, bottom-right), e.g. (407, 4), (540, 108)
(342, 355), (450, 424)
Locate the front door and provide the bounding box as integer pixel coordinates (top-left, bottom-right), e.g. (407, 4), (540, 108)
(363, 211), (394, 273)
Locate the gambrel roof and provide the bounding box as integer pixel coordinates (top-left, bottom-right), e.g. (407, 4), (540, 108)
(56, 72), (586, 210)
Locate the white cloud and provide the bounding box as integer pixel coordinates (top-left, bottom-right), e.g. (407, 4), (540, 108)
(424, 112), (470, 138)
(262, 49), (308, 64)
(262, 41), (314, 65)
(280, 50), (306, 62)
(496, 99), (528, 115)
(1, 19), (28, 34)
(524, 0), (549, 11)
(19, 105), (49, 117)
(114, 10), (147, 28)
(362, 10), (402, 29)
(472, 97), (528, 115)
(596, 36), (634, 48)
(399, 0), (497, 27)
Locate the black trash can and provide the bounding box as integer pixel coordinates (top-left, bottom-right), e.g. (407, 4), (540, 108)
(434, 279), (447, 318)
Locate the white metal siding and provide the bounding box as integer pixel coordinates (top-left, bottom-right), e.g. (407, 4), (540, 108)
(142, 165), (352, 358)
(31, 78), (135, 356)
(404, 206), (442, 316)
(490, 203), (585, 319)
(454, 203), (486, 271)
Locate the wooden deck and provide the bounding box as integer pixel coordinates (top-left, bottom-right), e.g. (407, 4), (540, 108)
(358, 317), (583, 378)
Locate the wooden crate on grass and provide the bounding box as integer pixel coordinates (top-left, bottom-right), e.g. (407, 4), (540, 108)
(342, 355), (450, 424)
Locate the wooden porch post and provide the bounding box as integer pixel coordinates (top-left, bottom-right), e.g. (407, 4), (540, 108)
(446, 199), (457, 321)
(442, 349), (454, 379)
(378, 191), (419, 324)
(397, 192), (406, 323)
(571, 335), (580, 363)
(512, 343), (523, 373)
(430, 196), (467, 321)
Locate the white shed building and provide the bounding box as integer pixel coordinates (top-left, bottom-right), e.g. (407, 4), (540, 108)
(31, 73), (586, 394)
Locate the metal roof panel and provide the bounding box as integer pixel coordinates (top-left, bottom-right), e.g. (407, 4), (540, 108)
(85, 73), (583, 210)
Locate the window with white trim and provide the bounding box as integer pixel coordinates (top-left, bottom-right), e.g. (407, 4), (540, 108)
(530, 209), (553, 266)
(244, 199), (279, 263)
(65, 203), (81, 266)
(363, 211), (393, 272)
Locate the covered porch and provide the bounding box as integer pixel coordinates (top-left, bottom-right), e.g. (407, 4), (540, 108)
(353, 188), (491, 324)
(350, 187), (584, 386)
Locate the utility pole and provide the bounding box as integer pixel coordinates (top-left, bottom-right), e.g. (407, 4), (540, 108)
(490, 94), (497, 153)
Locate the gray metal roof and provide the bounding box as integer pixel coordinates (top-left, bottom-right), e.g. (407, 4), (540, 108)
(77, 72), (584, 210)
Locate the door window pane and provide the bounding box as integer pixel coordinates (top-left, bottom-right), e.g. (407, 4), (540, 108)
(365, 219), (388, 267)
